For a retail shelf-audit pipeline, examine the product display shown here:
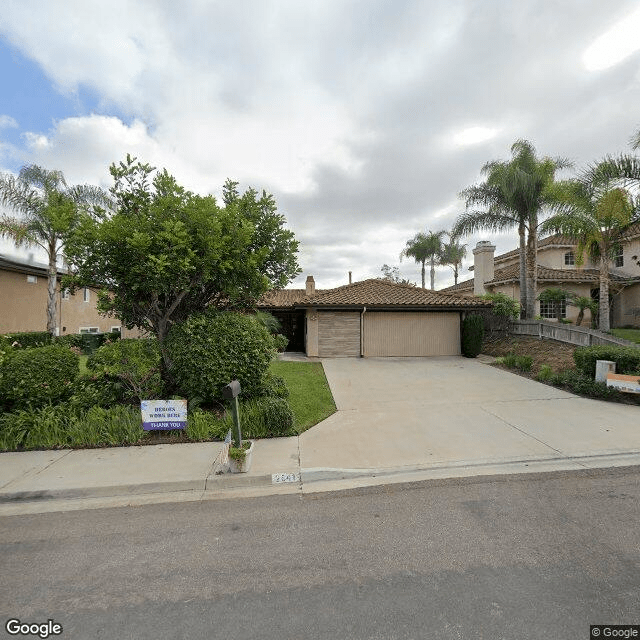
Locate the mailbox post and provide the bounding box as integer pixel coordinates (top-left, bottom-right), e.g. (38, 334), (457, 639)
(223, 380), (242, 447)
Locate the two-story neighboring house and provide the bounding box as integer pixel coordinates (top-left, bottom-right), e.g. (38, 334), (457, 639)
(441, 223), (640, 327)
(0, 254), (139, 336)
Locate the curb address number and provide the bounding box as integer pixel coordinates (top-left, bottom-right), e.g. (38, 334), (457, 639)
(272, 473), (299, 484)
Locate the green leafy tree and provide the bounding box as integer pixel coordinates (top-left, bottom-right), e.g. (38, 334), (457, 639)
(453, 140), (570, 319)
(480, 292), (520, 319)
(65, 156), (300, 388)
(0, 165), (111, 335)
(439, 237), (467, 285)
(400, 229), (445, 289)
(541, 167), (638, 331)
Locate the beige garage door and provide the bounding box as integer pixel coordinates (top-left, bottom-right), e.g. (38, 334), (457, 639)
(318, 311), (361, 357)
(363, 311), (460, 356)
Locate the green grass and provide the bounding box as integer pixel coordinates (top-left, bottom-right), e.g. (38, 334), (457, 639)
(611, 328), (640, 344)
(269, 361), (336, 433)
(79, 354), (89, 374)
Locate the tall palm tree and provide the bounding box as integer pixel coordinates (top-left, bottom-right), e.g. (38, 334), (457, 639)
(453, 140), (570, 319)
(0, 165), (112, 335)
(541, 166), (638, 331)
(400, 229), (445, 289)
(439, 236), (467, 285)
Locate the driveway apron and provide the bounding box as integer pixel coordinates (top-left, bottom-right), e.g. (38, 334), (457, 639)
(298, 357), (640, 474)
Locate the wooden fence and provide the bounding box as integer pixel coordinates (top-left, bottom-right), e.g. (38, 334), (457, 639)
(511, 320), (639, 348)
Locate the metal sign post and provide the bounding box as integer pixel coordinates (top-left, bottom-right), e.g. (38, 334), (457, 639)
(223, 380), (242, 447)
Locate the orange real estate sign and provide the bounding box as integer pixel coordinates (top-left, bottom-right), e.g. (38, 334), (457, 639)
(606, 373), (640, 394)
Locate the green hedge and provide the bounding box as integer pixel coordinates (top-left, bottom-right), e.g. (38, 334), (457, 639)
(166, 311), (276, 404)
(3, 331), (52, 349)
(573, 345), (640, 378)
(0, 344), (79, 411)
(461, 314), (484, 358)
(88, 338), (162, 401)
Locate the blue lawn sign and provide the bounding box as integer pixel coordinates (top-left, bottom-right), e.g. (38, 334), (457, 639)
(141, 400), (187, 431)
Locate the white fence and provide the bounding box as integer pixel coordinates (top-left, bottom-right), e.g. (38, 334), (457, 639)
(511, 320), (639, 348)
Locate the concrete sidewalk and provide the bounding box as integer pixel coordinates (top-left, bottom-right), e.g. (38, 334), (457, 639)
(1, 356), (639, 515)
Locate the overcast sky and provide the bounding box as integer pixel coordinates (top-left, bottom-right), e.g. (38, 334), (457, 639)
(1, 0), (639, 290)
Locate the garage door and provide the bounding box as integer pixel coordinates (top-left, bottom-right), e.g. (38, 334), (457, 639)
(318, 311), (361, 357)
(363, 311), (460, 356)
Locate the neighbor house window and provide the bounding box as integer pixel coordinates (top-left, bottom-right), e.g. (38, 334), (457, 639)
(539, 299), (566, 319)
(613, 246), (624, 267)
(111, 326), (121, 334)
(27, 275), (37, 284)
(564, 251), (575, 266)
(79, 327), (99, 334)
(83, 287), (90, 302)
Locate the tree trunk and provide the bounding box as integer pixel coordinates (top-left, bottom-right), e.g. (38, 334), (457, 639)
(518, 225), (527, 319)
(525, 229), (537, 319)
(156, 318), (175, 396)
(47, 239), (58, 335)
(430, 257), (435, 290)
(420, 261), (425, 289)
(599, 256), (610, 332)
(576, 308), (584, 326)
(454, 265), (458, 285)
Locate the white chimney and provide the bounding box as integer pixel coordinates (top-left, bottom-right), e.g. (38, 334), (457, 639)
(305, 275), (316, 296)
(472, 241), (495, 295)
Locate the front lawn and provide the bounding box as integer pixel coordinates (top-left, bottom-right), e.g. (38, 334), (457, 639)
(610, 328), (640, 344)
(270, 361), (336, 433)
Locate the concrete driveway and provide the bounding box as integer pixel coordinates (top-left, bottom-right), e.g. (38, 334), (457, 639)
(298, 357), (640, 481)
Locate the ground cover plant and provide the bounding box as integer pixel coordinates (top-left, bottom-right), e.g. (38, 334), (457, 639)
(483, 335), (640, 405)
(610, 328), (640, 344)
(0, 330), (336, 451)
(270, 361), (336, 433)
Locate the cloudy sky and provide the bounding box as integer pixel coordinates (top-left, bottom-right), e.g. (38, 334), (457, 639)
(1, 0), (639, 290)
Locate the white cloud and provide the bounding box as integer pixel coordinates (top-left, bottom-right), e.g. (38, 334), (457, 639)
(452, 126), (499, 147)
(0, 115), (18, 129)
(583, 6), (640, 71)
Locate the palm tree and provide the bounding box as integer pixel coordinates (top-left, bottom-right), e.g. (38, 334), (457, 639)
(439, 237), (467, 285)
(540, 166), (638, 331)
(400, 229), (445, 289)
(569, 295), (597, 327)
(453, 140), (570, 319)
(0, 165), (112, 335)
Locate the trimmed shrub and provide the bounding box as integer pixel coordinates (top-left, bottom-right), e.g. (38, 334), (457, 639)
(255, 372), (290, 399)
(273, 334), (289, 352)
(54, 334), (85, 350)
(535, 364), (554, 382)
(0, 344), (78, 411)
(480, 292), (520, 320)
(502, 353), (533, 372)
(461, 314), (484, 358)
(573, 345), (640, 378)
(551, 369), (625, 401)
(224, 396), (295, 438)
(4, 331), (52, 349)
(166, 310), (276, 404)
(88, 338), (162, 401)
(68, 373), (124, 410)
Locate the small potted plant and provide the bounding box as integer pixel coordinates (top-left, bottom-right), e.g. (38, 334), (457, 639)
(228, 440), (254, 473)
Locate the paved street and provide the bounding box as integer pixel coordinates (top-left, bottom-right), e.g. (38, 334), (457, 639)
(1, 468), (639, 639)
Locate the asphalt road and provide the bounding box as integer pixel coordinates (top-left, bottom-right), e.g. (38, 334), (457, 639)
(1, 468), (639, 639)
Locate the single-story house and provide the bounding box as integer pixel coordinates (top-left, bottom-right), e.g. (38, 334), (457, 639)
(258, 276), (491, 357)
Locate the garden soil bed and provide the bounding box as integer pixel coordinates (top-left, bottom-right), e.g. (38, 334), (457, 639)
(482, 334), (577, 374)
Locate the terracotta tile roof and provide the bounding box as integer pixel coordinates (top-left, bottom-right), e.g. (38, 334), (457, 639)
(301, 278), (490, 308)
(440, 278), (474, 293)
(257, 289), (311, 308)
(440, 264), (640, 294)
(259, 279), (490, 308)
(492, 222), (640, 264)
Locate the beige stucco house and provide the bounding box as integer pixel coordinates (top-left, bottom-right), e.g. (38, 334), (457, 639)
(258, 276), (491, 357)
(441, 223), (640, 327)
(0, 254), (139, 337)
